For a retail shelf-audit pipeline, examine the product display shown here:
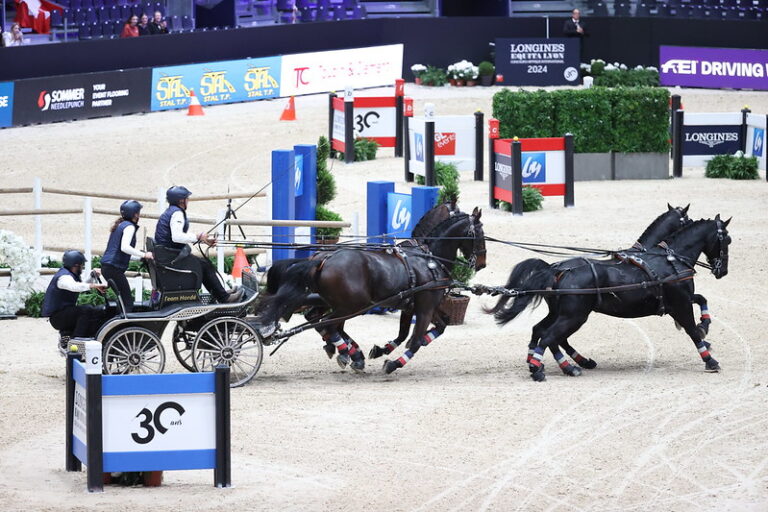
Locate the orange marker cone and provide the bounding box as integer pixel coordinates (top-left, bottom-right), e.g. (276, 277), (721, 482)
(280, 96), (296, 121)
(187, 89), (205, 116)
(231, 246), (248, 279)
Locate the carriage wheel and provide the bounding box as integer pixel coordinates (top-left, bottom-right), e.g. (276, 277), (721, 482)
(103, 327), (166, 375)
(191, 317), (263, 387)
(172, 324), (197, 372)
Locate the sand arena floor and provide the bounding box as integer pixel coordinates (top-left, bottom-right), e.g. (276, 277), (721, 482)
(0, 85), (767, 511)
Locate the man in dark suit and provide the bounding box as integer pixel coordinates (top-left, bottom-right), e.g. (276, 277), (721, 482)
(563, 9), (586, 61)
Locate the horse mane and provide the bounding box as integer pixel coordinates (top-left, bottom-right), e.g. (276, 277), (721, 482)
(411, 202), (456, 241)
(636, 208), (684, 244)
(662, 218), (710, 244)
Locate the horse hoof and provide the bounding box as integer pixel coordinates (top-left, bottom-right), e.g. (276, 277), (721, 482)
(578, 358), (598, 370)
(382, 360), (397, 374)
(369, 345), (384, 359)
(323, 344), (336, 359)
(528, 363), (545, 374)
(531, 370), (546, 382)
(337, 354), (350, 369)
(705, 358), (720, 372)
(351, 360), (365, 373)
(563, 366), (582, 377)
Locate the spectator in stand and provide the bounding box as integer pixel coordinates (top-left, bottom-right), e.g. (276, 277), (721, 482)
(2, 23), (25, 47)
(137, 13), (151, 36)
(149, 11), (169, 35)
(120, 15), (139, 38)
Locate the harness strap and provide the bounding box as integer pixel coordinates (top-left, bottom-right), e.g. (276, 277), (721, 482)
(581, 257), (602, 308)
(616, 252), (666, 315)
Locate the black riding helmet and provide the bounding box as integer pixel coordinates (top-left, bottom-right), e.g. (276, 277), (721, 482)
(62, 250), (86, 270)
(166, 186), (192, 206)
(120, 200), (143, 221)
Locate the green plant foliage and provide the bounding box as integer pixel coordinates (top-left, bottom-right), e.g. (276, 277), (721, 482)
(21, 291), (45, 317)
(552, 88), (613, 153)
(478, 61), (495, 76)
(522, 186), (544, 212)
(315, 205), (343, 239)
(208, 255), (236, 274)
(493, 87), (669, 154)
(611, 87), (669, 153)
(593, 68), (659, 87)
(496, 200), (512, 212)
(705, 155), (732, 178)
(728, 155), (759, 180)
(76, 287), (117, 307)
(421, 65), (448, 87)
(492, 89), (556, 139)
(91, 255), (102, 268)
(336, 137), (380, 162)
(590, 60), (606, 76)
(316, 135), (337, 205)
(450, 255), (476, 285)
(317, 135), (330, 169)
(435, 161), (460, 204)
(43, 258), (62, 268)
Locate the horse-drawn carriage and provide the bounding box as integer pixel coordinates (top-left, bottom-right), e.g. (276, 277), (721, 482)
(60, 238), (266, 387)
(58, 202), (732, 385)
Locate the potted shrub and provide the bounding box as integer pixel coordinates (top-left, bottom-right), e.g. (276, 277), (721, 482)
(410, 63), (427, 85)
(315, 205), (343, 244)
(478, 61), (495, 86)
(440, 255), (475, 325)
(421, 65), (448, 87)
(447, 63), (459, 86)
(463, 62), (479, 87)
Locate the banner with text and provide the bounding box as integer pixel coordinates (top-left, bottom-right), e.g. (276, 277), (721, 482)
(660, 45), (768, 91)
(12, 69), (151, 125)
(495, 38), (580, 86)
(0, 82), (13, 128)
(151, 56), (281, 111)
(681, 112), (743, 166)
(280, 44), (403, 97)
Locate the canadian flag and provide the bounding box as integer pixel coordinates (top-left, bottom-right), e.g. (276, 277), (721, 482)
(15, 0), (63, 34)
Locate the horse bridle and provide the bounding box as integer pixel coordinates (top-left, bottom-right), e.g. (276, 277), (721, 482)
(709, 218), (729, 274)
(466, 215), (486, 269)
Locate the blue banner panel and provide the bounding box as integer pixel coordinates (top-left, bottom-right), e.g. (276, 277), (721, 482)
(151, 56), (281, 111)
(682, 125), (742, 156)
(387, 192), (413, 239)
(495, 38), (580, 86)
(0, 82), (13, 128)
(103, 449), (216, 472)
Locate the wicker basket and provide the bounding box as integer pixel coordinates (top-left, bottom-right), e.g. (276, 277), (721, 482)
(439, 293), (470, 325)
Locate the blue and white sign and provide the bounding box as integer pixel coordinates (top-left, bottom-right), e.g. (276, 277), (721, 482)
(0, 82), (14, 128)
(294, 154), (304, 197)
(414, 132), (425, 162)
(387, 192), (413, 238)
(521, 152), (547, 183)
(753, 127), (764, 157)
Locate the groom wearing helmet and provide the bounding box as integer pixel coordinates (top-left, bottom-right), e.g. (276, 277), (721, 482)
(101, 200), (154, 313)
(43, 250), (110, 346)
(155, 186), (243, 303)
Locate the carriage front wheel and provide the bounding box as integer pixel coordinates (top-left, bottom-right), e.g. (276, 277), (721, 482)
(103, 327), (166, 375)
(191, 317), (264, 387)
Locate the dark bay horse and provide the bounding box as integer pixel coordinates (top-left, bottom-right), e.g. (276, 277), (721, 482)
(489, 204), (705, 373)
(256, 204), (486, 374)
(491, 216), (731, 381)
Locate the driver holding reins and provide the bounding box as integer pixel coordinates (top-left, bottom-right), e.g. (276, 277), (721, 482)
(155, 186), (243, 303)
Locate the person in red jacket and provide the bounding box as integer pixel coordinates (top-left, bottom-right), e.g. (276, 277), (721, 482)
(120, 15), (139, 38)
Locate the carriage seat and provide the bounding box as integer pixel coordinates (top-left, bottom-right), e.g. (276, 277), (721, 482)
(146, 237), (203, 308)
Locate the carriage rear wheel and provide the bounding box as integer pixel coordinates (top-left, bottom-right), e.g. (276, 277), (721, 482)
(103, 327), (166, 375)
(191, 317), (264, 387)
(172, 324), (197, 372)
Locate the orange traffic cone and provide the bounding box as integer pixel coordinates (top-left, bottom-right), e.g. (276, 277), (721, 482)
(231, 246), (248, 279)
(279, 96), (296, 121)
(187, 89), (204, 116)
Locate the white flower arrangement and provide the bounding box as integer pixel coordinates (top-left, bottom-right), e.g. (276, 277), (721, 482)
(449, 60), (479, 80)
(604, 64), (617, 71)
(410, 64), (427, 78)
(0, 230), (38, 316)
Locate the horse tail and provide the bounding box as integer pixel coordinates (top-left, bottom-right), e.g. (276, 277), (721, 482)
(265, 257), (305, 295)
(489, 258), (556, 326)
(256, 259), (321, 325)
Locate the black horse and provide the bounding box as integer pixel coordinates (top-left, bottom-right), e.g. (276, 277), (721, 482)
(256, 203), (486, 374)
(491, 215), (731, 381)
(489, 204), (707, 373)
